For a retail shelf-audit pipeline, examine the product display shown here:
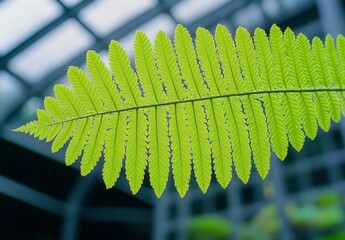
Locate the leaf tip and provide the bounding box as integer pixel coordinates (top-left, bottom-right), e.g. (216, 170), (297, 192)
(219, 181), (229, 189)
(12, 126), (22, 132)
(80, 171), (87, 177)
(258, 171), (269, 180)
(199, 184), (209, 194)
(105, 182), (114, 190)
(131, 187), (140, 195)
(177, 190), (187, 198)
(240, 175), (250, 184)
(155, 191), (164, 198)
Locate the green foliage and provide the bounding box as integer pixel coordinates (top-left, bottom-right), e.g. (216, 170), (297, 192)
(286, 200), (344, 229)
(14, 24), (345, 197)
(187, 215), (231, 240)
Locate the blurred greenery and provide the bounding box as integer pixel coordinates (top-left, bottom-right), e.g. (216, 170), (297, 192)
(286, 192), (343, 229)
(318, 230), (345, 240)
(187, 215), (231, 240)
(239, 204), (280, 240)
(186, 192), (345, 240)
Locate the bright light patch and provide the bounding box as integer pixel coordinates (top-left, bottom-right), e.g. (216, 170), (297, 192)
(232, 3), (265, 30)
(0, 0), (62, 55)
(79, 0), (156, 36)
(171, 0), (229, 24)
(9, 20), (94, 83)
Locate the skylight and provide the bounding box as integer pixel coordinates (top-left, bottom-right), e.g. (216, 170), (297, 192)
(0, 0), (62, 55)
(171, 0), (229, 24)
(79, 0), (156, 36)
(8, 20), (94, 83)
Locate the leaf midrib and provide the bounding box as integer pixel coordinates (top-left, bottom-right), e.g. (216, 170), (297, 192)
(41, 88), (345, 127)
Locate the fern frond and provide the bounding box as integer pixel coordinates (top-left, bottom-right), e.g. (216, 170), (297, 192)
(126, 109), (148, 194)
(254, 27), (288, 159)
(86, 51), (122, 110)
(65, 118), (92, 166)
(312, 37), (341, 122)
(270, 25), (305, 152)
(284, 28), (318, 140)
(174, 24), (205, 98)
(215, 25), (251, 183)
(109, 41), (140, 107)
(171, 103), (192, 197)
(134, 31), (163, 103)
(236, 27), (270, 179)
(154, 31), (183, 101)
(147, 106), (170, 197)
(338, 35), (345, 71)
(15, 24), (345, 197)
(326, 35), (345, 114)
(51, 121), (75, 153)
(103, 113), (127, 189)
(297, 34), (331, 131)
(67, 67), (104, 113)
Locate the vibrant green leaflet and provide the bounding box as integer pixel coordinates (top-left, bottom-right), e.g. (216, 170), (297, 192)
(15, 24), (345, 197)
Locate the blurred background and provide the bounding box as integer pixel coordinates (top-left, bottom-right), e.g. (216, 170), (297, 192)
(1, 0), (345, 239)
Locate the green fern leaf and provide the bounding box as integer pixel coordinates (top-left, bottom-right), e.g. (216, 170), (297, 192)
(170, 104), (192, 197)
(51, 121), (75, 153)
(14, 24), (345, 197)
(174, 24), (206, 98)
(284, 28), (318, 140)
(67, 67), (103, 113)
(134, 31), (162, 103)
(326, 35), (345, 114)
(65, 118), (92, 166)
(270, 25), (305, 152)
(154, 31), (182, 101)
(103, 113), (127, 189)
(297, 34), (331, 132)
(54, 84), (84, 117)
(236, 27), (270, 179)
(80, 115), (108, 176)
(125, 109), (148, 194)
(338, 35), (345, 71)
(214, 24), (251, 183)
(109, 40), (141, 107)
(254, 27), (288, 159)
(148, 106), (170, 197)
(312, 37), (341, 122)
(191, 101), (212, 193)
(86, 50), (122, 110)
(195, 27), (231, 187)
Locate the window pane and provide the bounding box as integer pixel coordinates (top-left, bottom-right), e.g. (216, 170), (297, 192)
(171, 0), (229, 24)
(79, 0), (156, 36)
(9, 20), (94, 83)
(0, 0), (62, 55)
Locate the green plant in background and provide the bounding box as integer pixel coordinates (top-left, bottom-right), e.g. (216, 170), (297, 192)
(240, 204), (280, 240)
(286, 192), (344, 229)
(15, 24), (345, 197)
(187, 215), (231, 240)
(239, 192), (345, 240)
